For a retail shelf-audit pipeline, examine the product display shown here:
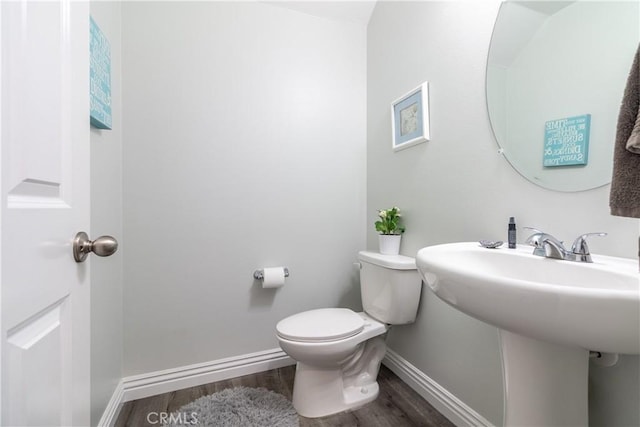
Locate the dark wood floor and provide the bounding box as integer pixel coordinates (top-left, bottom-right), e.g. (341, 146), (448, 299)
(115, 364), (455, 427)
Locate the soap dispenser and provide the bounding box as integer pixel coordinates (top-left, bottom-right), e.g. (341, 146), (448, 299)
(508, 217), (516, 249)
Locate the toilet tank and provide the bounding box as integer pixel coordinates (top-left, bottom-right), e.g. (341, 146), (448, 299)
(358, 251), (422, 325)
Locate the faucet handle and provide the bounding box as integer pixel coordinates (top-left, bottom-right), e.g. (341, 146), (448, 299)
(523, 227), (547, 257)
(571, 232), (607, 261)
(523, 227), (543, 233)
(524, 227), (545, 246)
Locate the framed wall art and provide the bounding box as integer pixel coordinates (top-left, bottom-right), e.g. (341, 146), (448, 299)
(391, 82), (430, 151)
(90, 17), (112, 130)
(543, 114), (590, 167)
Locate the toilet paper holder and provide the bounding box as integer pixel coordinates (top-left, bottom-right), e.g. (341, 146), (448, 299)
(253, 267), (290, 280)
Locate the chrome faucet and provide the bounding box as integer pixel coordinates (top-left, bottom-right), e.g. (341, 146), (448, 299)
(524, 228), (564, 257)
(524, 227), (607, 263)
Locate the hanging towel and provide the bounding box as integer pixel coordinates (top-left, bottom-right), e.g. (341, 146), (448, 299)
(610, 43), (640, 218)
(626, 100), (640, 153)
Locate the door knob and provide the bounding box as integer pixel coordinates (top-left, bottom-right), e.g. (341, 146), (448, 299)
(73, 232), (118, 263)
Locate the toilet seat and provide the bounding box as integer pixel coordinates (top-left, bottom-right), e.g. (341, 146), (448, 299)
(276, 308), (364, 343)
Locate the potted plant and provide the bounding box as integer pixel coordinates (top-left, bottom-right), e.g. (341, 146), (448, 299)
(375, 207), (405, 255)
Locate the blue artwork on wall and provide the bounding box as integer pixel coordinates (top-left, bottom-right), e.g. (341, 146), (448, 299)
(391, 82), (430, 152)
(543, 114), (590, 167)
(90, 17), (112, 130)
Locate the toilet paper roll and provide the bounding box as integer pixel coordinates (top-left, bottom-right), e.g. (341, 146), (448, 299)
(262, 267), (286, 288)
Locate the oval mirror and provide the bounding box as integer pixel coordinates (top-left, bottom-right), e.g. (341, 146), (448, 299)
(487, 1), (639, 192)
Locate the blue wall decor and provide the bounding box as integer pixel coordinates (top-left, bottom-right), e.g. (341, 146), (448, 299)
(90, 17), (112, 130)
(543, 114), (590, 167)
(391, 82), (430, 152)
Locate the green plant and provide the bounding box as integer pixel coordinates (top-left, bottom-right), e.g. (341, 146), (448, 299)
(375, 207), (405, 235)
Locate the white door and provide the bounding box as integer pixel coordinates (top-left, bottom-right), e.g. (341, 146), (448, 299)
(1, 1), (91, 425)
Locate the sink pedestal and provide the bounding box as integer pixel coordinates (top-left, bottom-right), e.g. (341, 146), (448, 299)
(500, 330), (589, 426)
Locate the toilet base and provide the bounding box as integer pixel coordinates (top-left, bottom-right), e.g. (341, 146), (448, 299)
(278, 314), (389, 418)
(292, 361), (380, 418)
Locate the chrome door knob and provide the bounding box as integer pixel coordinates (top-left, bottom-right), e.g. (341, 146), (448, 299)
(73, 232), (118, 263)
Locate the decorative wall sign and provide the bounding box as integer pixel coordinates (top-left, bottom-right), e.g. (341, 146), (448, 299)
(391, 82), (430, 152)
(543, 114), (590, 167)
(90, 17), (112, 130)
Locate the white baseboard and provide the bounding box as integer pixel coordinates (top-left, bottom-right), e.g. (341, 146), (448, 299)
(99, 347), (491, 427)
(383, 349), (494, 427)
(122, 348), (294, 402)
(98, 348), (294, 426)
(97, 381), (124, 427)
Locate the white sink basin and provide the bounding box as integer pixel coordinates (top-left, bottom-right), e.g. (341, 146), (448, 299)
(416, 242), (639, 426)
(416, 242), (639, 354)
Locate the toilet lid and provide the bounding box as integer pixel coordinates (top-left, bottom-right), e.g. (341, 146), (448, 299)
(276, 308), (365, 342)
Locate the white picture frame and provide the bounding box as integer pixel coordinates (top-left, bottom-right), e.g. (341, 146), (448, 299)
(391, 82), (430, 152)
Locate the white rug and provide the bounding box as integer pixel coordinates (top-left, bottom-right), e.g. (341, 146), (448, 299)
(163, 386), (299, 427)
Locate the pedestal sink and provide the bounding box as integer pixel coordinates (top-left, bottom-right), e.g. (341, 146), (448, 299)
(416, 242), (639, 426)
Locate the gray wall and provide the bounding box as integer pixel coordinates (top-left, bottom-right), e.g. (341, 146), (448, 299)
(367, 1), (639, 426)
(89, 2), (123, 426)
(121, 2), (367, 375)
(110, 1), (638, 426)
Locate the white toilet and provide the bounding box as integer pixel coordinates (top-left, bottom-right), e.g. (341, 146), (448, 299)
(275, 250), (422, 418)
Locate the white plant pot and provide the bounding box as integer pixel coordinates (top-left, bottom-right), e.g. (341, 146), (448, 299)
(378, 234), (402, 255)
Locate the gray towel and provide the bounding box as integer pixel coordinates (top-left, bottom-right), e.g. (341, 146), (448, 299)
(626, 99), (640, 153)
(610, 43), (640, 218)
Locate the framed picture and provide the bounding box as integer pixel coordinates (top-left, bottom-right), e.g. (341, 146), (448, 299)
(90, 17), (112, 130)
(391, 82), (430, 151)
